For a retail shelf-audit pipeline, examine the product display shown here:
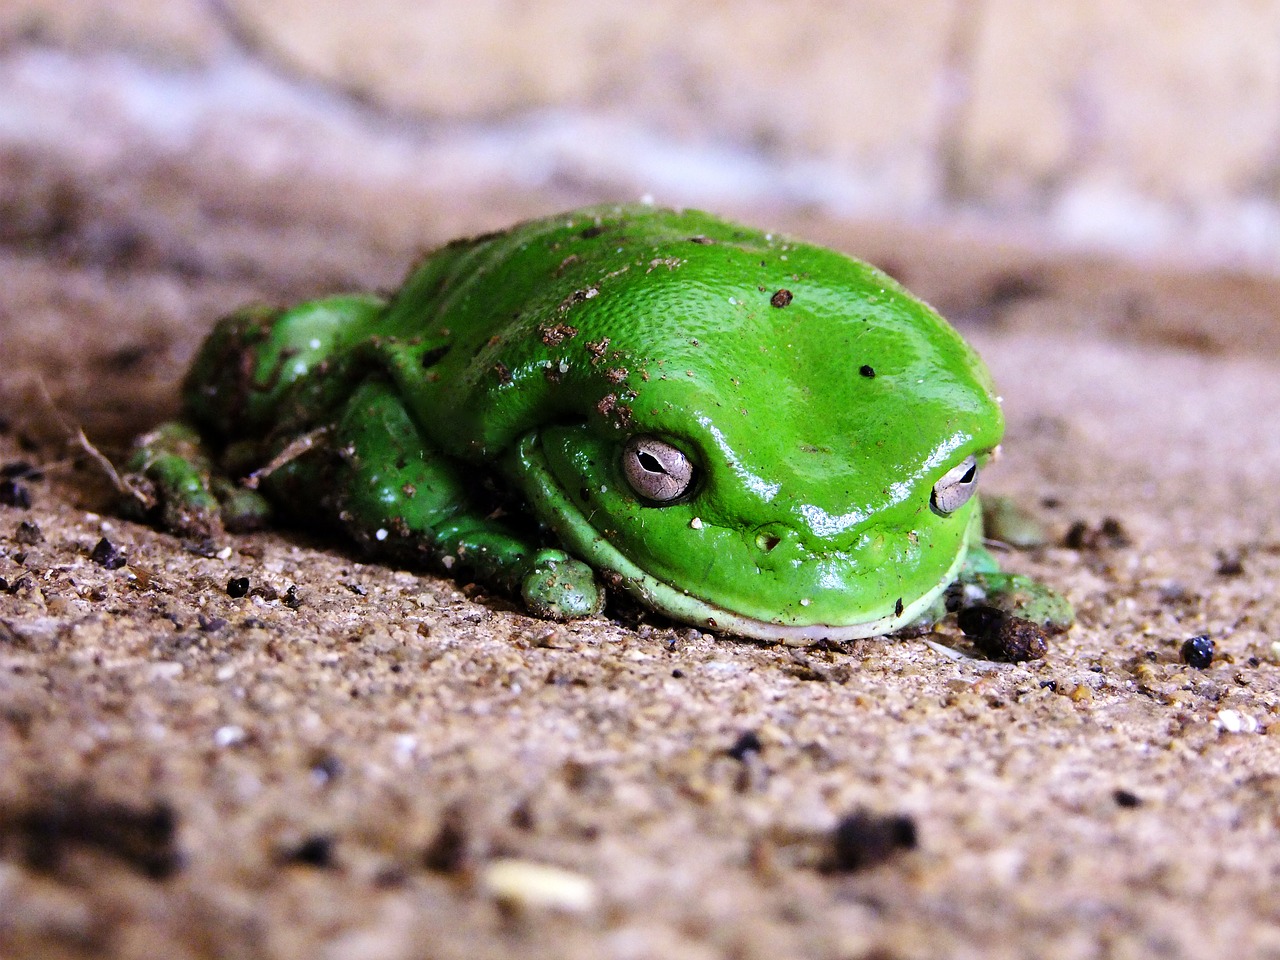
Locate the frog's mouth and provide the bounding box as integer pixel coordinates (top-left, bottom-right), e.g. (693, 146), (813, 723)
(511, 433), (967, 644)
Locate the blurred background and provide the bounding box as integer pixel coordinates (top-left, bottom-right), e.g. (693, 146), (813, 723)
(3, 0), (1280, 437)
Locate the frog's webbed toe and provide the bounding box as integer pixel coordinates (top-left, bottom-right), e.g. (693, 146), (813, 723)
(122, 421), (271, 539)
(521, 550), (604, 620)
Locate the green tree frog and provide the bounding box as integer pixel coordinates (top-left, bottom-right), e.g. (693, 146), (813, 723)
(125, 205), (1070, 643)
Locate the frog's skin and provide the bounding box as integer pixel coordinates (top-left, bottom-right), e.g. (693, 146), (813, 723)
(125, 204), (1071, 643)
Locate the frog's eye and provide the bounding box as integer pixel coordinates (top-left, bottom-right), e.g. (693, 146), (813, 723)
(931, 455), (978, 515)
(622, 436), (696, 504)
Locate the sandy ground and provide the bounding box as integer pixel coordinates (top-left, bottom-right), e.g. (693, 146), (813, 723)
(2, 177), (1280, 960)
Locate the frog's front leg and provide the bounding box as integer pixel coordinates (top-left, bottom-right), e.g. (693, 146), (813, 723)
(948, 537), (1074, 633)
(908, 506), (1073, 635)
(272, 377), (603, 620)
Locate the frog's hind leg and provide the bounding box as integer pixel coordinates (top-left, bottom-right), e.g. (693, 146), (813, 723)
(263, 377), (604, 620)
(124, 295), (384, 538)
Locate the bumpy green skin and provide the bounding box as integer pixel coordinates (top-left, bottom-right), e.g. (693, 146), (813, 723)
(125, 204), (1071, 643)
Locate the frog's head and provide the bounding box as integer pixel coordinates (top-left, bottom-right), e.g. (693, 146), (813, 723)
(507, 222), (1003, 641)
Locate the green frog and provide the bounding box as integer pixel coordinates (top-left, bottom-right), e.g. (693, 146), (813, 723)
(125, 204), (1071, 642)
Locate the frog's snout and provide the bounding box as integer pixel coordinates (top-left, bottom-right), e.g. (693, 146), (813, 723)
(750, 520), (893, 575)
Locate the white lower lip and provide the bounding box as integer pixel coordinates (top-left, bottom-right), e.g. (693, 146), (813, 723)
(693, 609), (917, 643)
(672, 556), (962, 645)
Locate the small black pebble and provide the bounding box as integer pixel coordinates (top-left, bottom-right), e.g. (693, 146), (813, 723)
(281, 834), (335, 869)
(283, 585), (303, 609)
(90, 537), (127, 570)
(769, 289), (793, 308)
(0, 479), (31, 509)
(829, 811), (918, 872)
(1181, 635), (1214, 669)
(227, 577), (250, 598)
(727, 730), (763, 762)
(1063, 517), (1130, 550)
(859, 364), (875, 378)
(671, 668), (684, 678)
(1215, 551), (1245, 577)
(13, 520), (43, 545)
(959, 605), (1048, 662)
(423, 811), (470, 874)
(1113, 789), (1142, 808)
(509, 799), (536, 832)
(1100, 516), (1127, 541)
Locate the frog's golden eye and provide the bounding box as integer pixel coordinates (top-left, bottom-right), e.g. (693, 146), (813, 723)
(931, 455), (978, 515)
(622, 436), (696, 504)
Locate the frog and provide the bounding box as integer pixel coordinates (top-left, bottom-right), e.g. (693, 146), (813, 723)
(123, 204), (1071, 643)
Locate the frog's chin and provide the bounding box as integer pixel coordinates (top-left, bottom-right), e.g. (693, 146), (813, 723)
(575, 537), (961, 645)
(644, 569), (959, 644)
(511, 433), (964, 645)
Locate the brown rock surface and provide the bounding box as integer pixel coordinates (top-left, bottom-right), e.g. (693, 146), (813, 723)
(2, 158), (1280, 958)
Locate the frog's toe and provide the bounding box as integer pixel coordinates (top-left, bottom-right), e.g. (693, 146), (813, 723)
(963, 572), (1074, 633)
(521, 550), (604, 620)
(122, 453), (223, 539)
(122, 421), (273, 540)
(210, 477), (273, 533)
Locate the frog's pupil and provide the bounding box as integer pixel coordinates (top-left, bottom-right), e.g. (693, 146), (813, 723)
(638, 452), (665, 474)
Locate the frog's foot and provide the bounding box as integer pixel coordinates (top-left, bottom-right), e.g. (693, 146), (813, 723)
(520, 549), (604, 620)
(953, 571), (1074, 634)
(123, 421), (272, 538)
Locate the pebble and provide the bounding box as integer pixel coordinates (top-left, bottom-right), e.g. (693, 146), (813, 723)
(480, 858), (598, 913)
(828, 811), (918, 872)
(14, 520), (43, 545)
(1216, 709), (1259, 734)
(90, 538), (128, 570)
(957, 605), (1048, 662)
(1181, 635), (1214, 669)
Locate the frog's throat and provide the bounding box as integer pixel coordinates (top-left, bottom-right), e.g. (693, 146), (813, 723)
(511, 433), (968, 645)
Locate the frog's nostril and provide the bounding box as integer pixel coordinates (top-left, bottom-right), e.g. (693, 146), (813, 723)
(757, 532), (782, 553)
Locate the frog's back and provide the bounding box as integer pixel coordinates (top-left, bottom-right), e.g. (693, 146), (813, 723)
(374, 204), (995, 470)
(375, 205), (768, 453)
